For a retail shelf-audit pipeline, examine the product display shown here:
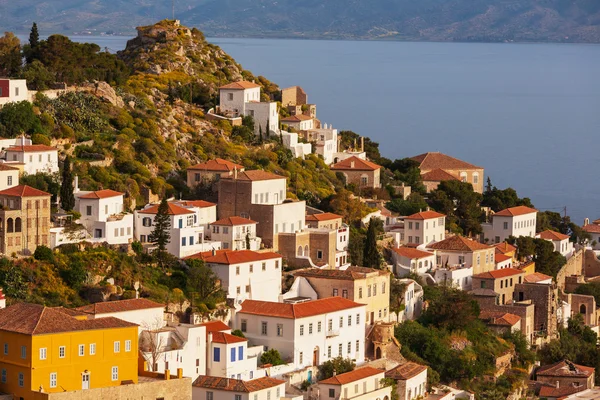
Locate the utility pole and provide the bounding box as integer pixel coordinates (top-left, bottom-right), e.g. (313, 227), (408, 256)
(172, 0), (175, 20)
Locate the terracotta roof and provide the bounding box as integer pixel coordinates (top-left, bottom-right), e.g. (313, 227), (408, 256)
(175, 200), (216, 208)
(6, 145), (57, 152)
(385, 362), (428, 380)
(582, 224), (600, 234)
(239, 297), (364, 319)
(199, 320), (231, 335)
(76, 298), (164, 315)
(473, 268), (524, 280)
(421, 168), (459, 182)
(211, 216), (257, 226)
(0, 185), (50, 197)
(538, 385), (584, 398)
(493, 206), (538, 217)
(392, 247), (434, 260)
(320, 367), (384, 385)
(411, 152), (481, 170)
(331, 156), (381, 172)
(0, 164), (19, 171)
(281, 114), (313, 122)
(193, 376), (285, 392)
(78, 189), (124, 199)
(295, 266), (387, 281)
(138, 202), (194, 215)
(405, 210), (445, 220)
(537, 360), (595, 378)
(538, 230), (570, 241)
(524, 272), (553, 284)
(188, 158), (244, 172)
(305, 212), (343, 222)
(494, 254), (512, 263)
(427, 236), (492, 252)
(0, 303), (137, 335)
(469, 288), (499, 297)
(221, 170), (286, 182)
(211, 331), (247, 344)
(479, 311), (521, 327)
(219, 81), (261, 90)
(495, 242), (517, 254)
(184, 249), (230, 261)
(203, 250), (281, 265)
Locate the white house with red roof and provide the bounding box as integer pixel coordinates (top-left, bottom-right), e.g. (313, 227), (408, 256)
(235, 297), (366, 371)
(281, 114), (314, 131)
(187, 158), (245, 187)
(210, 216), (261, 251)
(482, 206), (538, 244)
(0, 79), (28, 106)
(331, 156), (381, 189)
(494, 253), (513, 270)
(391, 247), (436, 278)
(193, 375), (292, 400)
(537, 230), (574, 258)
(385, 362), (428, 400)
(76, 298), (165, 332)
(3, 143), (59, 175)
(401, 210), (446, 246)
(0, 164), (19, 192)
(317, 367), (391, 400)
(203, 250), (282, 303)
(583, 219), (600, 250)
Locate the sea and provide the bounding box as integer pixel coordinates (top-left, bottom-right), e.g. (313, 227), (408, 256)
(18, 35), (600, 224)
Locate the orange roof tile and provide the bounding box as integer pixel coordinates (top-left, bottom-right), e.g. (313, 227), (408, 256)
(6, 144), (57, 152)
(295, 266), (388, 281)
(392, 247), (434, 259)
(0, 164), (19, 171)
(0, 185), (50, 197)
(219, 81), (261, 90)
(138, 202), (194, 215)
(428, 236), (492, 252)
(493, 206), (538, 217)
(305, 212), (343, 222)
(239, 297), (363, 319)
(199, 320), (231, 335)
(320, 367), (384, 385)
(405, 210), (445, 220)
(479, 311), (521, 327)
(494, 242), (517, 254)
(221, 170), (286, 181)
(281, 114), (313, 122)
(494, 254), (512, 263)
(385, 362), (428, 380)
(583, 224), (600, 234)
(331, 156), (381, 172)
(538, 230), (570, 241)
(175, 200), (216, 208)
(211, 216), (257, 226)
(211, 331), (247, 344)
(78, 189), (124, 199)
(76, 298), (164, 314)
(184, 249), (230, 261)
(473, 268), (524, 280)
(194, 376), (285, 392)
(420, 168), (459, 182)
(537, 360), (595, 378)
(524, 272), (553, 284)
(203, 250), (281, 265)
(411, 152), (481, 170)
(538, 385), (584, 398)
(188, 158), (244, 172)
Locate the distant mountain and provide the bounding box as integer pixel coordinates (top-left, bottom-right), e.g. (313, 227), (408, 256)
(3, 0), (600, 43)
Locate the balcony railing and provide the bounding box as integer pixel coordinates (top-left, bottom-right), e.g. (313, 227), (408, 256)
(326, 330), (340, 337)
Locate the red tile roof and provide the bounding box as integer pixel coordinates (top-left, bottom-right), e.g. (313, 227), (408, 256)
(480, 311), (521, 327)
(305, 212), (343, 222)
(138, 202), (194, 215)
(222, 170), (286, 181)
(175, 200), (216, 208)
(493, 206), (538, 217)
(320, 367), (384, 385)
(392, 247), (434, 260)
(538, 385), (584, 398)
(188, 158), (244, 172)
(428, 236), (492, 252)
(537, 360), (595, 378)
(184, 249), (230, 261)
(331, 156), (381, 172)
(405, 210), (445, 220)
(385, 362), (428, 380)
(524, 272), (553, 284)
(494, 242), (517, 254)
(76, 298), (164, 314)
(239, 297), (364, 319)
(203, 250), (281, 265)
(281, 114), (313, 122)
(6, 144), (57, 152)
(211, 216), (257, 226)
(295, 266), (388, 281)
(538, 230), (570, 241)
(582, 224), (600, 234)
(0, 164), (19, 171)
(0, 303), (137, 335)
(494, 254), (512, 263)
(78, 189), (124, 199)
(199, 320), (231, 334)
(0, 185), (50, 197)
(219, 81), (261, 90)
(211, 331), (247, 344)
(411, 152), (481, 170)
(194, 376), (285, 392)
(420, 168), (459, 182)
(473, 268), (524, 280)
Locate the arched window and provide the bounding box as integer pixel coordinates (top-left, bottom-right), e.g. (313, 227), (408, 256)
(297, 246), (303, 257)
(14, 217), (21, 233)
(7, 218), (13, 233)
(473, 172), (479, 185)
(418, 261), (422, 269)
(580, 304), (587, 314)
(142, 217), (152, 227)
(460, 171), (467, 182)
(304, 245), (309, 255)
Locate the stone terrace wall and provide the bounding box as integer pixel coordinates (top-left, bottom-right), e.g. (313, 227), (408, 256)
(556, 249), (583, 290)
(584, 249), (600, 278)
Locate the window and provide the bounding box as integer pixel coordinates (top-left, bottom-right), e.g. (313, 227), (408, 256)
(359, 287), (363, 299)
(262, 322), (268, 335)
(0, 369), (5, 384)
(19, 345), (26, 359)
(59, 346), (65, 358)
(317, 250), (323, 259)
(481, 281), (486, 289)
(114, 341), (120, 353)
(236, 266), (240, 275)
(86, 205), (92, 216)
(111, 366), (119, 381)
(235, 395), (242, 400)
(299, 325), (305, 336)
(408, 222), (413, 229)
(328, 319), (333, 331)
(347, 342), (351, 354)
(228, 93), (234, 101)
(338, 343), (342, 355)
(356, 340), (360, 352)
(90, 343), (96, 355)
(50, 372), (57, 388)
(40, 347), (47, 360)
(182, 237), (186, 246)
(277, 324), (283, 336)
(327, 346), (332, 358)
(78, 344), (85, 356)
(213, 348), (220, 362)
(262, 262), (266, 271)
(249, 265), (253, 273)
(7, 176), (11, 186)
(18, 372), (24, 387)
(125, 340), (131, 352)
(373, 284), (377, 296)
(299, 352), (303, 364)
(241, 319), (247, 332)
(339, 316), (343, 328)
(2, 343), (6, 355)
(275, 260), (279, 269)
(368, 285), (372, 297)
(415, 222), (420, 230)
(142, 217), (152, 227)
(356, 313), (360, 325)
(348, 315), (352, 326)
(238, 346), (243, 360)
(332, 288), (338, 296)
(231, 347), (236, 362)
(317, 321), (322, 332)
(329, 389), (335, 398)
(207, 392), (214, 400)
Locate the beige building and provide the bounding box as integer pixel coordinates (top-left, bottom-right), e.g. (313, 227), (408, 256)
(317, 367), (391, 400)
(331, 156), (382, 189)
(187, 158), (244, 187)
(411, 152), (484, 193)
(294, 266), (391, 326)
(472, 268), (526, 305)
(427, 235), (495, 275)
(0, 185), (51, 255)
(282, 86), (308, 106)
(305, 212), (343, 229)
(385, 362), (428, 400)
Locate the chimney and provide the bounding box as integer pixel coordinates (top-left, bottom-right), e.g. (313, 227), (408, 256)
(350, 161), (355, 168)
(177, 368), (183, 379)
(212, 248), (217, 256)
(165, 369), (170, 380)
(584, 218), (590, 226)
(73, 175), (79, 193)
(361, 137), (364, 152)
(208, 332), (213, 343)
(234, 167), (238, 180)
(21, 135), (25, 146)
(556, 381), (560, 388)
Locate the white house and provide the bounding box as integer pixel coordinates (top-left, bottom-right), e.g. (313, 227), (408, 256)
(203, 250), (283, 304)
(281, 131), (312, 159)
(281, 115), (314, 131)
(0, 164), (19, 191)
(235, 297), (366, 370)
(495, 253), (513, 270)
(305, 126), (338, 165)
(397, 279), (424, 321)
(583, 220), (600, 250)
(401, 211), (446, 246)
(75, 189), (134, 245)
(193, 376), (291, 400)
(75, 298), (165, 333)
(246, 101), (279, 135)
(4, 144), (59, 175)
(0, 79), (28, 106)
(537, 230), (574, 258)
(391, 247), (436, 278)
(482, 206), (538, 244)
(0, 136), (32, 151)
(427, 235), (496, 276)
(433, 266), (474, 291)
(317, 367), (391, 400)
(385, 362), (428, 400)
(210, 216), (261, 251)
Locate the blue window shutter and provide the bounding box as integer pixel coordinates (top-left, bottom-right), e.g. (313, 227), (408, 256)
(214, 347), (220, 362)
(231, 347), (236, 362)
(238, 346), (243, 360)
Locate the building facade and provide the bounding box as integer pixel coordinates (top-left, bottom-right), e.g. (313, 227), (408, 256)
(331, 156), (381, 189)
(4, 145), (59, 175)
(482, 206), (538, 244)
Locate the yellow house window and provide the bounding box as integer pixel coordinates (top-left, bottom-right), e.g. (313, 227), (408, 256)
(59, 346), (65, 358)
(39, 348), (47, 360)
(78, 345), (85, 356)
(125, 340), (131, 352)
(90, 343), (96, 355)
(111, 366), (119, 381)
(50, 372), (57, 388)
(114, 341), (120, 353)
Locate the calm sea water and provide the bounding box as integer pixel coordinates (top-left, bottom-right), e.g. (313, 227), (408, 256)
(21, 35), (600, 224)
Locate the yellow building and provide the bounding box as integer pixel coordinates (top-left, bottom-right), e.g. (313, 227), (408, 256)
(0, 303), (138, 399)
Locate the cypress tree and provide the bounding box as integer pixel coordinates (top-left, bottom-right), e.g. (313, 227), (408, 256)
(151, 197), (172, 269)
(29, 23), (39, 49)
(363, 217), (382, 269)
(60, 156), (75, 211)
(246, 233), (251, 250)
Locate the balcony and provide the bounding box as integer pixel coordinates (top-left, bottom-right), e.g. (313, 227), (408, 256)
(326, 329), (340, 337)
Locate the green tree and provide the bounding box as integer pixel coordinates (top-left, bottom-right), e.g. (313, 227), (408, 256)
(186, 258), (224, 307)
(386, 193), (428, 216)
(231, 329), (245, 338)
(260, 348), (284, 366)
(0, 101), (42, 137)
(24, 22), (40, 63)
(318, 356), (355, 379)
(0, 33), (22, 77)
(482, 185), (533, 212)
(33, 245), (54, 262)
(150, 197), (172, 269)
(429, 180), (483, 236)
(60, 156), (75, 211)
(363, 217), (383, 269)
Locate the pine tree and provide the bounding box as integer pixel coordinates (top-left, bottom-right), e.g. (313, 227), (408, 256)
(259, 124), (263, 143)
(246, 233), (251, 250)
(29, 23), (39, 49)
(151, 197), (172, 269)
(60, 156), (75, 211)
(363, 217), (382, 269)
(486, 176), (493, 194)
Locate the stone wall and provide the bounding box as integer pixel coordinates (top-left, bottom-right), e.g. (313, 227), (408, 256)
(556, 249), (583, 290)
(584, 249), (600, 278)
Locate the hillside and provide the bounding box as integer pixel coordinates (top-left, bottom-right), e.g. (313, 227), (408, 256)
(3, 0), (600, 43)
